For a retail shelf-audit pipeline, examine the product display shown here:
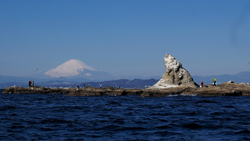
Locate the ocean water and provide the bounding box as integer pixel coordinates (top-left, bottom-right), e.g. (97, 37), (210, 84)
(0, 93), (250, 141)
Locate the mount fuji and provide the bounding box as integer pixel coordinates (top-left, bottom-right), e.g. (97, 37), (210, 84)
(44, 59), (113, 81)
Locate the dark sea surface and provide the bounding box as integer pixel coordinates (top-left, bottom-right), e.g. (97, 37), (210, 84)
(0, 93), (250, 141)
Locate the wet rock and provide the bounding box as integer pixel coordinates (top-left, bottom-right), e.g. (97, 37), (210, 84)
(141, 87), (186, 97)
(68, 88), (142, 96)
(2, 86), (72, 94)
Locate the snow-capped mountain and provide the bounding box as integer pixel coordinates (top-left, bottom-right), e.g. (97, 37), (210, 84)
(44, 59), (113, 80)
(45, 59), (97, 78)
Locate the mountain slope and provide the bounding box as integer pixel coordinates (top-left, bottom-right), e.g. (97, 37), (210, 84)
(44, 59), (97, 78)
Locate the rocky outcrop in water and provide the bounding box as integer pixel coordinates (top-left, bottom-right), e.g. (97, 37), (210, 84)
(2, 86), (74, 94)
(67, 86), (142, 96)
(149, 54), (198, 89)
(2, 86), (142, 96)
(2, 83), (250, 97)
(141, 83), (250, 97)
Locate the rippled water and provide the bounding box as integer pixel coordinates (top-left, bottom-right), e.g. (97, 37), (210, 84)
(0, 93), (250, 140)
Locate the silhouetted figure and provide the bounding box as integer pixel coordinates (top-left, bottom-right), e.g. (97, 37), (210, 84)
(213, 78), (217, 86)
(29, 80), (32, 87)
(200, 81), (203, 87)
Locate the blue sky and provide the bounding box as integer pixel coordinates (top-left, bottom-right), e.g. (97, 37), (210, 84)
(0, 0), (250, 77)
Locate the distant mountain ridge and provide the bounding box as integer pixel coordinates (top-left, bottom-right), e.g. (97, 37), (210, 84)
(1, 71), (250, 88)
(193, 71), (250, 85)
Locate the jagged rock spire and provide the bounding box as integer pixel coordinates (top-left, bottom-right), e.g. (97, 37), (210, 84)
(149, 54), (197, 89)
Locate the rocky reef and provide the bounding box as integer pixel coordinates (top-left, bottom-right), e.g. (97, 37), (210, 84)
(1, 86), (142, 96)
(67, 86), (142, 96)
(149, 54), (198, 89)
(2, 86), (74, 94)
(2, 82), (250, 96)
(141, 83), (249, 97)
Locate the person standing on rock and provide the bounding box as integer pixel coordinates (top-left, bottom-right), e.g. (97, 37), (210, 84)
(200, 81), (203, 87)
(213, 78), (217, 86)
(29, 80), (32, 87)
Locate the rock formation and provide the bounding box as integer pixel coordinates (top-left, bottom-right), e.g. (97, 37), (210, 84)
(3, 83), (249, 96)
(149, 54), (198, 89)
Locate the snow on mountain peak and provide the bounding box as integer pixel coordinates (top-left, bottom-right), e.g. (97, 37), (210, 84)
(44, 59), (97, 78)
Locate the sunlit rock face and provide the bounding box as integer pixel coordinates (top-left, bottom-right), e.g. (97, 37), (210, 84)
(149, 54), (197, 89)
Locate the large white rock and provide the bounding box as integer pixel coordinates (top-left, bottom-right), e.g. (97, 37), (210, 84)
(149, 54), (197, 89)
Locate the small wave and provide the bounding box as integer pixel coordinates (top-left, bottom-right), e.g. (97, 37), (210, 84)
(168, 94), (197, 96)
(153, 130), (172, 136)
(181, 94), (197, 96)
(156, 124), (171, 129)
(113, 119), (125, 124)
(10, 125), (25, 129)
(168, 94), (179, 96)
(11, 113), (18, 116)
(235, 129), (250, 134)
(40, 118), (72, 124)
(106, 101), (122, 106)
(1, 105), (16, 110)
(210, 112), (221, 115)
(182, 123), (202, 129)
(121, 126), (146, 131)
(197, 100), (216, 103)
(183, 112), (197, 116)
(95, 125), (120, 131)
(39, 127), (54, 131)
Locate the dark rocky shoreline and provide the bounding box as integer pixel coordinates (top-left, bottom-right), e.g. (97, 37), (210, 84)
(2, 83), (250, 97)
